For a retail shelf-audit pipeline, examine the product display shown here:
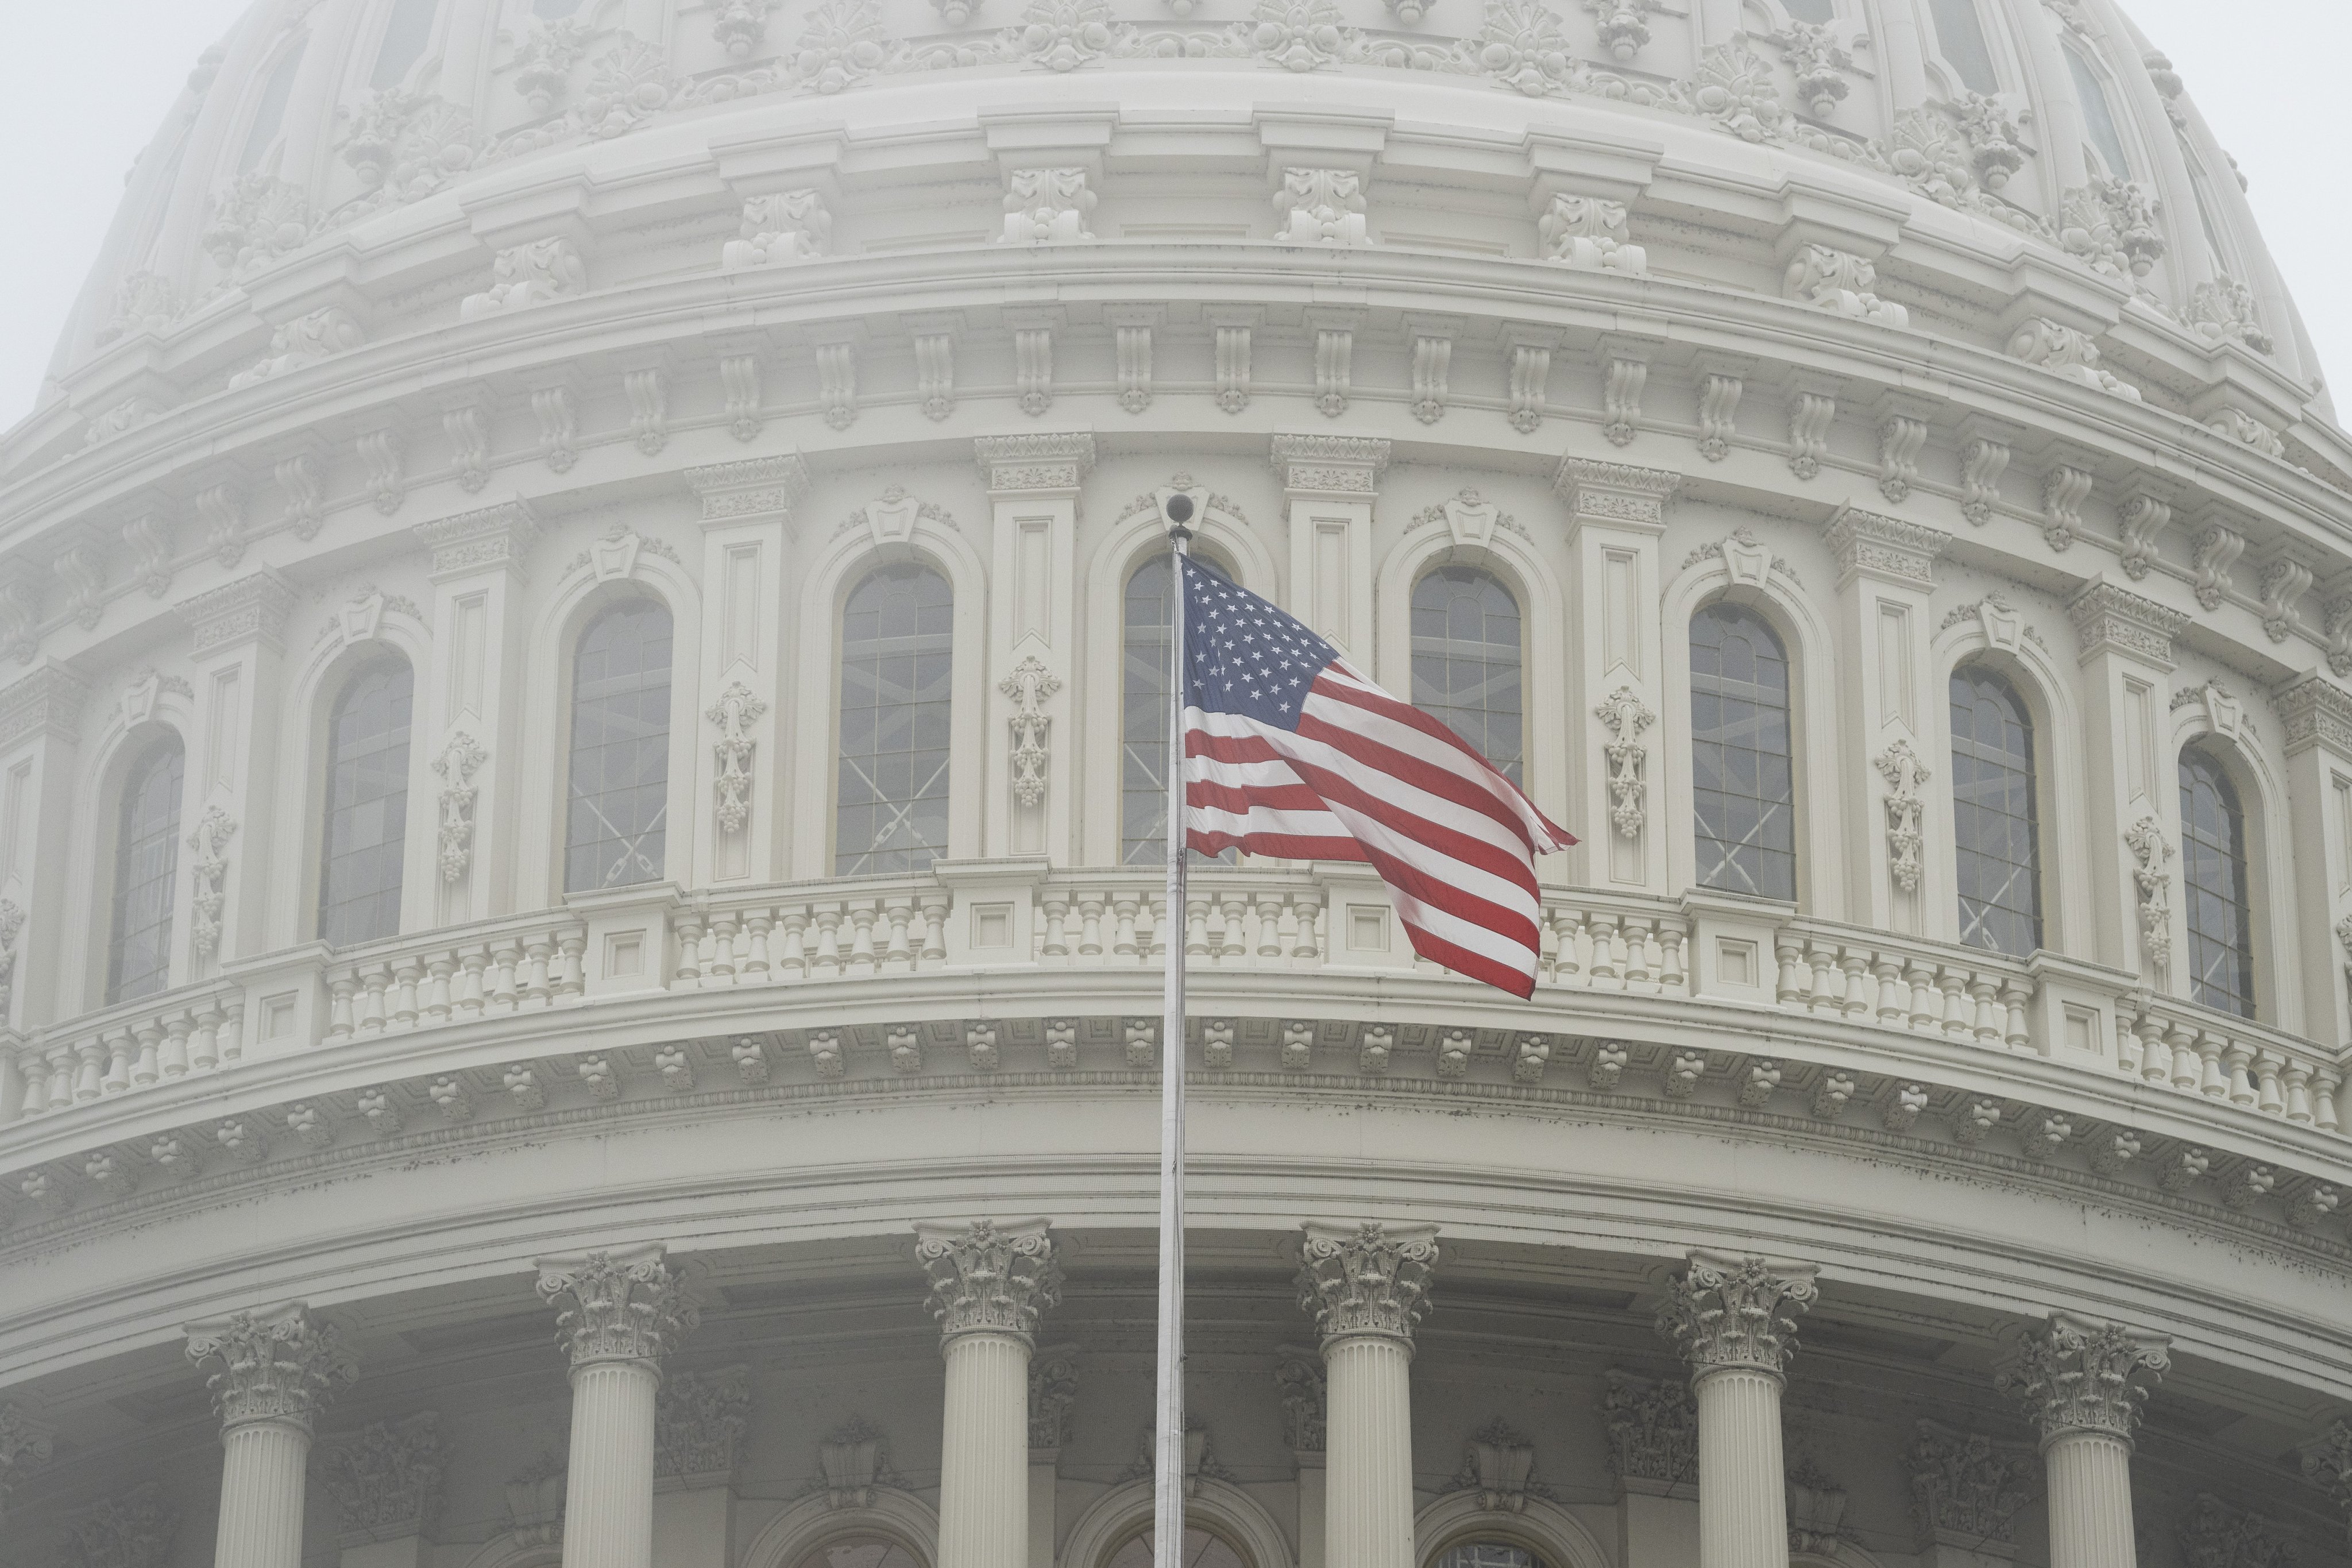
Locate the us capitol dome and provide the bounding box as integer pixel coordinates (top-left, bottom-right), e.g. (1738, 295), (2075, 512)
(5, 0), (2352, 1566)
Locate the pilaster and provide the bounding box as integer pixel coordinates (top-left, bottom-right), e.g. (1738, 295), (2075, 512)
(175, 570), (295, 964)
(977, 435), (1093, 861)
(1554, 458), (1681, 891)
(2065, 582), (2189, 978)
(1821, 507), (1950, 936)
(1272, 435), (1388, 664)
(2274, 675), (2352, 1044)
(0, 663), (89, 1033)
(414, 500), (541, 924)
(686, 455), (810, 886)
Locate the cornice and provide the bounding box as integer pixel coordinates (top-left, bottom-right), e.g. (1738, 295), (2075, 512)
(175, 569), (295, 656)
(1823, 505), (1949, 590)
(2067, 580), (2190, 670)
(412, 499), (541, 581)
(975, 432), (1096, 496)
(2274, 675), (2352, 759)
(0, 663), (90, 750)
(1554, 458), (1682, 534)
(685, 453), (812, 523)
(1271, 434), (1390, 497)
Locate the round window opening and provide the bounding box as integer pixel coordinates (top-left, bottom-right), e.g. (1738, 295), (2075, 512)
(793, 1538), (924, 1568)
(1105, 1526), (1252, 1568)
(1434, 1546), (1548, 1568)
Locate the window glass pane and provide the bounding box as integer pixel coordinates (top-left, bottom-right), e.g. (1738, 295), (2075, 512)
(533, 0), (585, 15)
(319, 661), (414, 945)
(1124, 554), (1234, 867)
(237, 40), (308, 174)
(1105, 1528), (1252, 1568)
(2179, 750), (2256, 1017)
(1950, 669), (2042, 957)
(1435, 1548), (1547, 1568)
(108, 739), (186, 1004)
(566, 601), (673, 891)
(2068, 47), (2131, 177)
(837, 566), (953, 875)
(791, 1539), (923, 1568)
(1781, 0), (1835, 21)
(1412, 566), (1524, 785)
(1690, 604), (1796, 902)
(369, 0), (442, 88)
(1926, 0), (1998, 94)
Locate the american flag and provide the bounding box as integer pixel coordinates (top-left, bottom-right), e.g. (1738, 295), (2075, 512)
(1177, 557), (1576, 998)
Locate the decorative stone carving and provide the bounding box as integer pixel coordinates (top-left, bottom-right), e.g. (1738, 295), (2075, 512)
(186, 806), (237, 961)
(318, 1412), (443, 1543)
(2260, 558), (2313, 642)
(1788, 387), (1836, 479)
(706, 683), (767, 835)
(1253, 0), (1357, 72)
(2059, 179), (2165, 281)
(820, 1417), (894, 1508)
(1412, 334), (1453, 423)
(2188, 275), (2273, 354)
(1539, 194), (1646, 273)
(1825, 507), (1946, 588)
(1601, 1371), (1696, 1486)
(2189, 523), (2247, 611)
(360, 424), (408, 512)
(97, 271), (181, 344)
(1002, 167), (1096, 242)
(1773, 22), (1853, 117)
(1296, 1220), (1438, 1343)
(1960, 435), (2011, 525)
(2178, 1494), (2297, 1568)
(2007, 318), (2141, 401)
(2067, 582), (2185, 668)
(195, 481), (245, 569)
(1690, 43), (1793, 142)
(1602, 353), (1646, 445)
(1658, 1251), (1818, 1377)
(1314, 327), (1353, 415)
(1276, 1348), (1327, 1450)
(656, 1365), (751, 1483)
(2299, 1422), (2352, 1530)
(461, 237), (588, 320)
(1582, 0), (1657, 59)
(1275, 168), (1368, 245)
(1446, 1418), (1539, 1512)
(536, 1247), (700, 1367)
(229, 307), (367, 391)
(1594, 686), (1654, 839)
(721, 191), (831, 269)
(1698, 372), (1742, 459)
(512, 17), (591, 114)
(1784, 245), (1908, 325)
(52, 540), (106, 629)
(1001, 655), (1062, 808)
(432, 731), (487, 883)
(202, 173), (312, 276)
(1878, 414), (1927, 501)
(1908, 1420), (2032, 1549)
(714, 0), (777, 57)
(0, 1400), (53, 1520)
(1028, 1345), (1080, 1447)
(60, 1482), (177, 1568)
(1999, 1313), (2169, 1442)
(2114, 492), (2169, 579)
(916, 1218), (1063, 1342)
(2124, 816), (2173, 968)
(337, 90), (482, 211)
(1875, 739), (1929, 893)
(1787, 1459), (1848, 1553)
(2209, 408), (2288, 460)
(185, 1303), (357, 1433)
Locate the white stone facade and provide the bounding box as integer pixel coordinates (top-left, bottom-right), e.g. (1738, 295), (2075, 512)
(2, 1), (2351, 1567)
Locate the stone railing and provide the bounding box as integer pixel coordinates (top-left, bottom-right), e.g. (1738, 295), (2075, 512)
(0, 870), (2344, 1149)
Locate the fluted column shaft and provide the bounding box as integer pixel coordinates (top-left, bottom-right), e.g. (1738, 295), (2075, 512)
(537, 1246), (699, 1568)
(938, 1330), (1033, 1568)
(214, 1418), (311, 1568)
(1324, 1333), (1417, 1568)
(1692, 1366), (1790, 1568)
(2044, 1430), (2137, 1568)
(2003, 1313), (2170, 1568)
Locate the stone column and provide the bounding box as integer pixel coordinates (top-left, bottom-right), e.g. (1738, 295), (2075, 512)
(536, 1245), (700, 1568)
(185, 1301), (358, 1568)
(1658, 1251), (1820, 1568)
(918, 1218), (1063, 1568)
(1296, 1221), (1438, 1568)
(2001, 1314), (2170, 1568)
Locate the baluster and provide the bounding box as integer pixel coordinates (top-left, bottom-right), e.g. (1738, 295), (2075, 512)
(1937, 967), (1969, 1039)
(1623, 917), (1656, 991)
(1806, 940), (1840, 1012)
(392, 956), (424, 1029)
(1293, 892), (1324, 965)
(2000, 977), (2034, 1053)
(2166, 1021), (2201, 1091)
(673, 913), (706, 987)
(1253, 893), (1283, 963)
(2223, 1041), (2256, 1106)
(218, 996), (246, 1061)
(424, 955), (456, 1025)
(1041, 896), (1071, 961)
(1568, 910), (1597, 986)
(1186, 894), (1211, 958)
(326, 973), (357, 1040)
(777, 909), (810, 980)
(1905, 959), (1938, 1031)
(1658, 918), (1689, 993)
(2193, 1030), (2227, 1097)
(707, 913), (740, 986)
(1273, 895), (1301, 964)
(812, 904), (844, 978)
(487, 940), (522, 1010)
(1589, 913), (1622, 988)
(743, 912), (774, 982)
(16, 1051), (51, 1117)
(45, 1045), (76, 1110)
(555, 928), (589, 1002)
(1134, 893), (1160, 961)
(366, 963), (398, 1033)
(2253, 1051), (2284, 1116)
(191, 997), (225, 1071)
(1871, 956), (1905, 1025)
(522, 935), (555, 1006)
(72, 1040), (105, 1101)
(2312, 1068), (2343, 1134)
(1775, 937), (1808, 1006)
(157, 1015), (190, 1080)
(456, 947), (491, 1017)
(882, 899), (913, 973)
(130, 1019), (164, 1084)
(1840, 950), (1872, 1020)
(1116, 894), (1144, 961)
(848, 902), (881, 975)
(1218, 893), (1246, 963)
(920, 893), (951, 964)
(1536, 905), (1561, 984)
(2283, 1061), (2315, 1125)
(2135, 1010), (2169, 1083)
(101, 1029), (134, 1094)
(1078, 894), (1106, 960)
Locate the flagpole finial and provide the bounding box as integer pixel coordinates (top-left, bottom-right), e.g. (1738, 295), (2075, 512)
(1157, 488), (1198, 546)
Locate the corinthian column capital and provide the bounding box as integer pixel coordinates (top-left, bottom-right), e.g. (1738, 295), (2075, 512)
(915, 1218), (1063, 1345)
(1656, 1249), (1819, 1381)
(1296, 1221), (1439, 1347)
(535, 1243), (700, 1369)
(2000, 1312), (2171, 1447)
(183, 1302), (357, 1435)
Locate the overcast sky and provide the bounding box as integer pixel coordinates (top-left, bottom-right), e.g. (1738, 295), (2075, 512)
(1, 0), (2343, 434)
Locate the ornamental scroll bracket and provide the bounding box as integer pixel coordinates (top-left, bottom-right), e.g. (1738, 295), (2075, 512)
(1000, 655), (1063, 808)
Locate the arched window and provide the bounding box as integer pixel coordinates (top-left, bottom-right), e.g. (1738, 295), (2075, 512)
(565, 601), (673, 893)
(1123, 553), (1233, 866)
(107, 738), (186, 1005)
(1950, 667), (2042, 957)
(368, 0), (442, 88)
(236, 40), (308, 175)
(1690, 604), (1796, 902)
(1925, 0), (1998, 93)
(2180, 748), (2255, 1016)
(319, 660), (414, 946)
(1106, 1527), (1252, 1568)
(1412, 565), (1525, 785)
(838, 565), (952, 876)
(1434, 1547), (1548, 1568)
(2067, 47), (2132, 177)
(1782, 0), (1834, 21)
(791, 1539), (924, 1568)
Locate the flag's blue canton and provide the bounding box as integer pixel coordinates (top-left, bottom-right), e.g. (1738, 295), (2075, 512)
(1179, 557), (1337, 732)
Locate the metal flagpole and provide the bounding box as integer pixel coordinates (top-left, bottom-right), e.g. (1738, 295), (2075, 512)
(1152, 507), (1194, 1568)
